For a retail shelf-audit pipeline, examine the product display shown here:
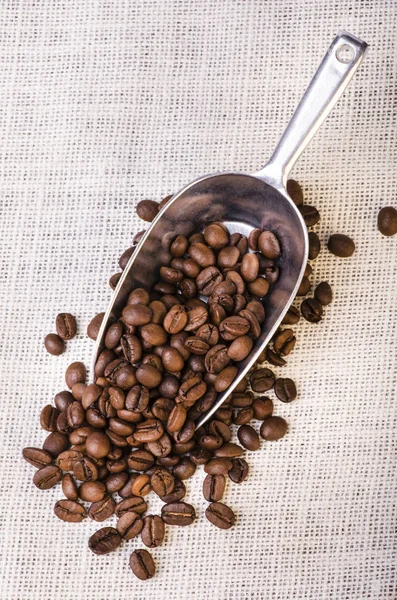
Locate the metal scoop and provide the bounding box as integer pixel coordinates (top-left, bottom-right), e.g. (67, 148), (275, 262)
(94, 31), (367, 428)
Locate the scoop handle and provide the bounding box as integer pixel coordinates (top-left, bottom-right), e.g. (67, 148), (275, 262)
(255, 32), (367, 187)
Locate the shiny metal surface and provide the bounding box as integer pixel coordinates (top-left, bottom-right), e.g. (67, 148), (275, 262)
(93, 32), (367, 428)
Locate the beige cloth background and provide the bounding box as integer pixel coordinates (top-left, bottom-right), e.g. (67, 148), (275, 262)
(0, 1), (396, 599)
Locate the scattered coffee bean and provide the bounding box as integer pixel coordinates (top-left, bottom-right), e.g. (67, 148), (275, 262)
(87, 312), (105, 341)
(161, 502), (195, 526)
(308, 231), (321, 260)
(205, 502), (236, 529)
(130, 549), (156, 580)
(327, 233), (355, 257)
(33, 465), (62, 490)
(260, 416), (288, 441)
(286, 179), (304, 206)
(56, 313), (77, 340)
(88, 496), (116, 522)
(314, 281), (333, 306)
(228, 458), (249, 483)
(117, 511), (143, 539)
(88, 527), (122, 555)
(301, 298), (323, 323)
(136, 200), (159, 222)
(299, 205), (320, 227)
(274, 378), (297, 403)
(44, 333), (65, 356)
(54, 499), (86, 522)
(237, 424), (260, 451)
(378, 206), (397, 237)
(23, 447), (53, 469)
(141, 515), (165, 548)
(250, 368), (275, 392)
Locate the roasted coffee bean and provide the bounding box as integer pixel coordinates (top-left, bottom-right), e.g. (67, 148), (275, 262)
(252, 396), (273, 420)
(215, 366), (238, 392)
(173, 418), (195, 444)
(239, 309), (261, 339)
(109, 272), (122, 289)
(250, 368), (275, 392)
(71, 382), (86, 401)
(131, 474), (151, 496)
(127, 449), (155, 471)
(327, 233), (355, 257)
(159, 477), (186, 503)
(151, 468), (175, 497)
(54, 499), (86, 522)
(203, 223), (229, 249)
(33, 465), (62, 490)
(136, 199), (159, 222)
(141, 515), (165, 548)
(40, 405), (60, 432)
(189, 447), (212, 466)
(263, 264), (280, 284)
(184, 306), (208, 332)
(134, 419), (164, 443)
(73, 456), (99, 482)
(219, 316), (250, 340)
(122, 304), (152, 327)
(287, 179), (304, 206)
(204, 457), (233, 475)
(87, 312), (105, 341)
(149, 300), (167, 325)
(160, 347), (184, 372)
(161, 501), (196, 526)
(66, 401), (85, 429)
(205, 344), (230, 374)
(108, 417), (134, 437)
(195, 266), (223, 296)
(160, 266), (183, 284)
(188, 242), (215, 268)
(245, 300), (265, 324)
(62, 473), (78, 500)
(258, 231), (280, 259)
(56, 313), (77, 340)
(203, 474), (226, 502)
(115, 496), (147, 518)
(308, 231), (321, 260)
(146, 433), (172, 457)
(281, 306), (300, 325)
(208, 419), (232, 442)
(86, 431), (111, 459)
(296, 276), (311, 296)
(151, 397), (174, 422)
(205, 502), (236, 529)
(173, 457), (196, 480)
(237, 424), (260, 451)
(170, 234), (188, 257)
(65, 362), (86, 389)
(196, 324), (219, 347)
(89, 527), (122, 555)
(247, 276), (270, 297)
(23, 447), (53, 469)
(79, 481), (106, 502)
(301, 298), (323, 323)
(378, 206), (397, 236)
(299, 205), (320, 227)
(214, 443), (244, 458)
(120, 334), (142, 364)
(227, 335), (253, 361)
(125, 384), (149, 413)
(177, 375), (207, 407)
(88, 496), (116, 522)
(213, 405), (232, 424)
(239, 253), (259, 282)
(233, 406), (254, 425)
(265, 347), (287, 367)
(228, 458), (249, 483)
(314, 281), (333, 306)
(56, 449), (83, 471)
(216, 245), (239, 269)
(273, 329), (296, 355)
(274, 377), (297, 403)
(54, 390), (74, 412)
(118, 247), (134, 270)
(94, 349), (116, 378)
(117, 511), (143, 540)
(127, 288), (150, 306)
(248, 228), (261, 250)
(135, 364), (162, 388)
(260, 416), (288, 440)
(105, 472), (129, 494)
(230, 232), (248, 256)
(166, 404), (187, 434)
(86, 407), (108, 429)
(43, 432), (69, 457)
(129, 549), (156, 580)
(44, 333), (65, 355)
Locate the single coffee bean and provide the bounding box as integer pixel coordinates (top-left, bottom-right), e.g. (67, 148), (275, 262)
(273, 328), (296, 355)
(115, 496), (147, 517)
(62, 473), (78, 500)
(104, 321), (123, 350)
(40, 405), (60, 432)
(129, 549), (156, 580)
(219, 316), (250, 340)
(260, 416), (288, 440)
(71, 382), (86, 401)
(151, 397), (174, 422)
(104, 472), (128, 495)
(87, 495), (115, 523)
(131, 474), (151, 496)
(56, 449), (83, 471)
(258, 231), (280, 259)
(189, 447), (212, 466)
(118, 247), (134, 270)
(245, 300), (265, 324)
(378, 206), (397, 236)
(250, 368), (275, 392)
(173, 457), (196, 480)
(23, 447), (53, 469)
(204, 457), (233, 475)
(88, 527), (122, 555)
(146, 432), (173, 457)
(217, 245), (240, 269)
(136, 364), (162, 389)
(247, 276), (270, 298)
(79, 481), (106, 502)
(73, 456), (99, 482)
(205, 344), (230, 374)
(159, 477), (186, 503)
(314, 281), (333, 306)
(214, 366), (238, 392)
(274, 377), (297, 402)
(109, 272), (122, 289)
(208, 419), (232, 442)
(203, 223), (229, 249)
(44, 333), (65, 355)
(122, 304), (152, 326)
(141, 515), (165, 548)
(239, 309), (261, 339)
(170, 234), (189, 257)
(127, 449), (155, 471)
(86, 431), (111, 459)
(136, 199), (159, 222)
(301, 298), (323, 323)
(248, 228), (261, 250)
(308, 231), (321, 260)
(184, 306), (208, 332)
(299, 205), (320, 227)
(54, 499), (86, 522)
(161, 501), (196, 526)
(252, 396), (273, 420)
(227, 335), (253, 361)
(327, 233), (355, 257)
(94, 349), (116, 378)
(116, 511), (143, 540)
(66, 401), (85, 429)
(287, 179), (303, 206)
(33, 465), (62, 490)
(205, 501), (236, 529)
(281, 306), (300, 325)
(54, 390), (74, 412)
(167, 404), (187, 433)
(230, 232), (248, 256)
(214, 443), (244, 458)
(56, 313), (77, 340)
(87, 312), (105, 341)
(237, 424), (260, 451)
(228, 458), (249, 483)
(150, 299), (167, 324)
(125, 385), (149, 413)
(233, 406), (254, 425)
(265, 347), (287, 367)
(151, 468), (175, 497)
(296, 276), (311, 296)
(134, 419), (164, 443)
(189, 242), (216, 267)
(240, 253), (259, 282)
(127, 288), (150, 306)
(203, 474), (226, 502)
(43, 431), (69, 457)
(65, 361), (86, 389)
(162, 305), (187, 333)
(161, 347), (185, 372)
(230, 392), (253, 408)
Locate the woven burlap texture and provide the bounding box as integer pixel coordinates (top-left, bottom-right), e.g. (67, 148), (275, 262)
(0, 1), (396, 599)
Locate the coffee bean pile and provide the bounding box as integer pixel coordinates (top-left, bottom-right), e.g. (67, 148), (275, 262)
(27, 179), (357, 580)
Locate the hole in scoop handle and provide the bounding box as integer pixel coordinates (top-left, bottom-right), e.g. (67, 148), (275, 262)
(255, 32), (368, 187)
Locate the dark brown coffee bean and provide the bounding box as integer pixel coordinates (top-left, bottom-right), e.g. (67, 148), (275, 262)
(160, 347), (184, 372)
(134, 419), (164, 443)
(299, 205), (320, 227)
(173, 457), (196, 480)
(203, 223), (229, 249)
(131, 474), (151, 496)
(169, 234), (188, 257)
(73, 456), (99, 482)
(66, 401), (85, 429)
(71, 382), (86, 401)
(204, 457), (233, 475)
(233, 406), (254, 425)
(258, 231), (280, 259)
(308, 231), (321, 260)
(23, 447), (53, 469)
(239, 309), (261, 339)
(125, 385), (149, 413)
(281, 306), (300, 325)
(56, 313), (77, 340)
(205, 502), (235, 529)
(129, 549), (155, 580)
(245, 300), (265, 324)
(247, 276), (270, 298)
(89, 527), (122, 555)
(94, 349), (116, 378)
(214, 443), (244, 458)
(205, 344), (230, 374)
(237, 424), (260, 451)
(146, 433), (172, 457)
(196, 324), (219, 347)
(118, 247), (134, 270)
(252, 396), (273, 420)
(150, 468), (175, 497)
(62, 473), (78, 500)
(56, 449), (83, 471)
(260, 416), (288, 440)
(54, 499), (86, 522)
(208, 419), (232, 442)
(297, 276), (311, 296)
(250, 368), (275, 392)
(117, 511), (143, 539)
(228, 458), (249, 483)
(167, 404), (187, 433)
(263, 264), (280, 284)
(109, 272), (122, 289)
(133, 364), (160, 389)
(127, 449), (155, 471)
(104, 472), (128, 494)
(219, 316), (250, 340)
(273, 329), (296, 355)
(227, 335), (253, 361)
(314, 281), (333, 306)
(327, 233), (355, 257)
(127, 288), (150, 306)
(136, 199), (159, 222)
(87, 312), (105, 341)
(79, 481), (106, 502)
(213, 405), (233, 424)
(184, 306), (208, 332)
(287, 179), (304, 206)
(301, 298), (323, 323)
(161, 501), (196, 526)
(44, 333), (65, 355)
(159, 477), (186, 503)
(160, 266), (183, 284)
(203, 474), (226, 502)
(196, 266), (223, 296)
(33, 465), (62, 490)
(122, 304), (152, 326)
(88, 496), (116, 522)
(39, 405), (60, 432)
(65, 362), (86, 389)
(378, 206), (397, 236)
(54, 390), (74, 412)
(230, 392), (253, 408)
(265, 347), (287, 367)
(43, 431), (69, 457)
(149, 300), (167, 324)
(248, 228), (261, 250)
(141, 515), (165, 548)
(214, 366), (238, 392)
(177, 375), (207, 407)
(189, 242), (216, 267)
(274, 378), (297, 402)
(115, 496), (147, 517)
(86, 431), (111, 459)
